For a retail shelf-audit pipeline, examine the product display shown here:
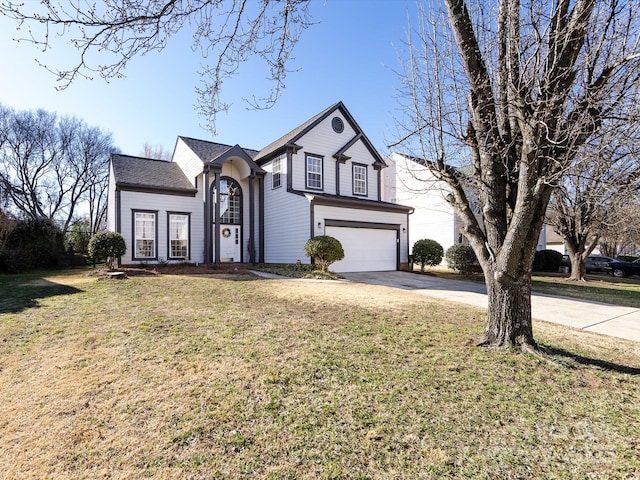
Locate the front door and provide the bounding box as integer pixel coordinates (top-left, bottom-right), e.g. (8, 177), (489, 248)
(220, 225), (241, 262)
(214, 177), (243, 263)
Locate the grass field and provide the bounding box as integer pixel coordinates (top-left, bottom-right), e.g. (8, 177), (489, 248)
(1, 269), (639, 479)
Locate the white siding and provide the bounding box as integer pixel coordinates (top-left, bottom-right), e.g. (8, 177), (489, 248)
(290, 112), (358, 195)
(386, 153), (457, 256)
(118, 190), (204, 264)
(313, 204), (409, 265)
(172, 138), (204, 187)
(263, 180), (311, 264)
(339, 140), (379, 200)
(106, 163), (117, 231)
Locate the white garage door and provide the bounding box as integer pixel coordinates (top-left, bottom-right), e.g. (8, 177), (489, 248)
(325, 226), (397, 272)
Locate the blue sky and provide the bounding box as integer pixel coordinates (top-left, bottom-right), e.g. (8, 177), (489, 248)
(0, 1), (418, 157)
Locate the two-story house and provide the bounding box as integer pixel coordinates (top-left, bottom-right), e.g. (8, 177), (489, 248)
(107, 102), (413, 272)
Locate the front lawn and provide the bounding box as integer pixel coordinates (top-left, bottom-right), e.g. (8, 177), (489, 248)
(1, 270), (639, 479)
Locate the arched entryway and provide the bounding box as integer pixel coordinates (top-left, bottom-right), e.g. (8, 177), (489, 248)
(214, 176), (242, 262)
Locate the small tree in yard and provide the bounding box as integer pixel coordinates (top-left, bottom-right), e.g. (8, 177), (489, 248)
(304, 236), (345, 272)
(88, 231), (126, 269)
(445, 245), (477, 275)
(413, 239), (444, 271)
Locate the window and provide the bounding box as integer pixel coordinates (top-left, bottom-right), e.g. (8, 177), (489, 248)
(169, 213), (189, 258)
(353, 164), (367, 196)
(306, 155), (323, 190)
(134, 211), (156, 259)
(272, 156), (283, 189)
(219, 178), (242, 224)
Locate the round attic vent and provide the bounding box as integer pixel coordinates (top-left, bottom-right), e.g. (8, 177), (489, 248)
(331, 116), (344, 133)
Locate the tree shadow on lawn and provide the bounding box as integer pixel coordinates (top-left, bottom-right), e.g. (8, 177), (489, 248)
(0, 277), (82, 314)
(540, 344), (640, 375)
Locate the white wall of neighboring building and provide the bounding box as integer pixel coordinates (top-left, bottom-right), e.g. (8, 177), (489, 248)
(383, 153), (458, 257)
(384, 152), (550, 260)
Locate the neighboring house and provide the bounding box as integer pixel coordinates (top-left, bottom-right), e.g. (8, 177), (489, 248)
(107, 102), (413, 272)
(383, 152), (548, 257)
(542, 226), (566, 254)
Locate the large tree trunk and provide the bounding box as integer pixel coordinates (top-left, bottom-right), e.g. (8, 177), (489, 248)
(479, 271), (536, 350)
(568, 253), (587, 281)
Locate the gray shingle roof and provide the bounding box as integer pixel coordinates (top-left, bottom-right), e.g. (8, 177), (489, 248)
(179, 136), (259, 162)
(254, 102), (341, 161)
(111, 154), (197, 194)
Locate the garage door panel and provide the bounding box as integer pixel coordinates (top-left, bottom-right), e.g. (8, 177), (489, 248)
(326, 226), (396, 272)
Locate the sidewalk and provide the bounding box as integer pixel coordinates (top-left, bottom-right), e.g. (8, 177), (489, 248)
(340, 271), (640, 343)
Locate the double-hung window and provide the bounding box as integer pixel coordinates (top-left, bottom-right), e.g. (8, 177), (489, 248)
(353, 164), (368, 196)
(272, 156), (283, 189)
(134, 211), (157, 259)
(169, 213), (189, 258)
(306, 154), (323, 190)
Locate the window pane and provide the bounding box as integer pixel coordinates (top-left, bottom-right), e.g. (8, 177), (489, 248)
(354, 165), (367, 195)
(272, 158), (282, 189)
(169, 214), (189, 258)
(134, 212), (155, 258)
(219, 179), (241, 224)
(307, 156), (322, 189)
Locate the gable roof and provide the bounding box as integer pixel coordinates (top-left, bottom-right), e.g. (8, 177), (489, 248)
(179, 136), (260, 163)
(254, 101), (387, 169)
(111, 154), (197, 195)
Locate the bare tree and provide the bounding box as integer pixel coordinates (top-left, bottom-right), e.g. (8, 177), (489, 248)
(392, 0), (640, 351)
(141, 142), (172, 161)
(547, 126), (640, 280)
(0, 0), (313, 134)
(599, 199), (640, 258)
(0, 104), (115, 234)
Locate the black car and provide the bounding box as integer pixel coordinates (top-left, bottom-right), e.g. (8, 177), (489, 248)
(586, 255), (618, 273)
(605, 258), (640, 278)
(559, 255), (617, 274)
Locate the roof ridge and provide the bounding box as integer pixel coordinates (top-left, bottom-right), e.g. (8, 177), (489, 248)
(112, 153), (170, 163)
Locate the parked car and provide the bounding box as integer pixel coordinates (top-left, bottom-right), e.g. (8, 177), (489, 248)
(605, 258), (640, 278)
(559, 255), (618, 274)
(586, 255), (618, 273)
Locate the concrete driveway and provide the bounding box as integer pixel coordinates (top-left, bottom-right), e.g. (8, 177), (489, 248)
(341, 271), (640, 343)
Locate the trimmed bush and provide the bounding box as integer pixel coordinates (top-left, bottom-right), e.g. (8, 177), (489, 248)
(88, 231), (126, 269)
(412, 239), (444, 271)
(303, 235), (345, 272)
(533, 249), (564, 272)
(445, 244), (478, 274)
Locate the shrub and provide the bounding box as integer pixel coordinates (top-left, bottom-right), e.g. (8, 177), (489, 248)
(412, 239), (444, 271)
(0, 217), (64, 272)
(445, 244), (478, 274)
(303, 235), (345, 272)
(88, 231), (126, 269)
(66, 219), (92, 254)
(533, 249), (564, 272)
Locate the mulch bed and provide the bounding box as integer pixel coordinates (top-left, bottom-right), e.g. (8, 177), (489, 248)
(88, 263), (254, 278)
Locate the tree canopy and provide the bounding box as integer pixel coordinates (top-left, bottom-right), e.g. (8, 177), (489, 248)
(393, 0), (640, 349)
(0, 104), (115, 234)
(0, 0), (313, 133)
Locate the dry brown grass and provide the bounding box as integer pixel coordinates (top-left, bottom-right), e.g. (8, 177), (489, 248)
(1, 270), (639, 479)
